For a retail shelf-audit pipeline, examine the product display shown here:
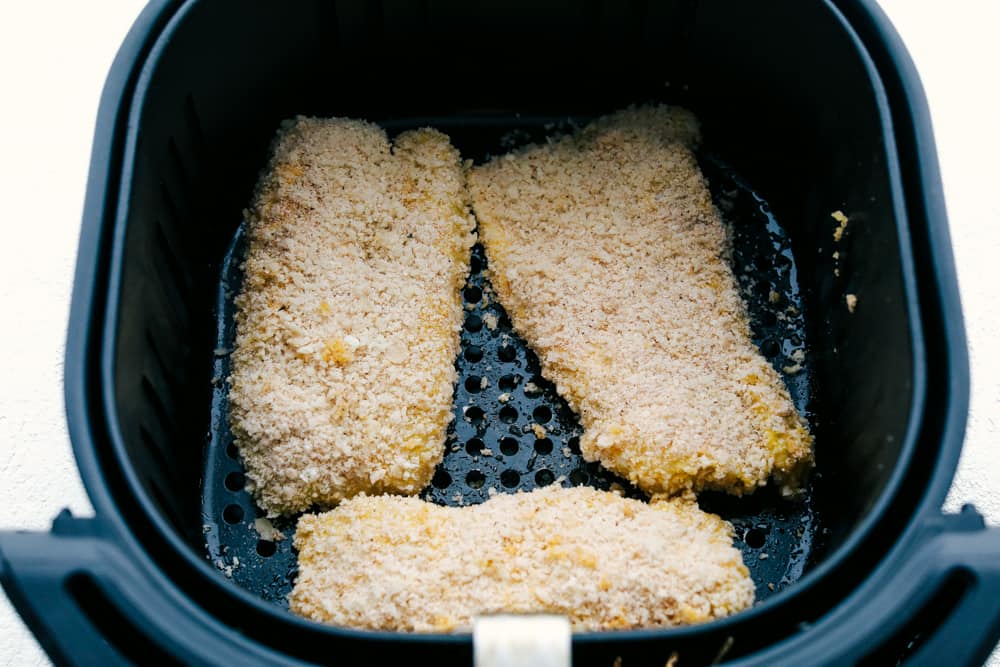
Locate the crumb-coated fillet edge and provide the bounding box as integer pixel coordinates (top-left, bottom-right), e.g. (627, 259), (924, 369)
(290, 487), (754, 632)
(468, 104), (813, 499)
(228, 117), (476, 516)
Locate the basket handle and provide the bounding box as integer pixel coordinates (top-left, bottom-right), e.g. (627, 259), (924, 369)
(726, 507), (1000, 667)
(0, 511), (299, 666)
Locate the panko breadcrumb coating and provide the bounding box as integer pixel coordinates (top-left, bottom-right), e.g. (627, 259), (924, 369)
(229, 117), (475, 515)
(290, 487), (753, 631)
(468, 106), (813, 497)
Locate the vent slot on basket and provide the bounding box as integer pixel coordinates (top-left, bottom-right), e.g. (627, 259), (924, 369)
(858, 569), (974, 667)
(112, 92), (223, 540)
(66, 573), (183, 666)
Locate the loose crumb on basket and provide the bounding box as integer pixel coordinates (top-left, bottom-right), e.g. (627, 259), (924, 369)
(290, 487), (754, 632)
(254, 517), (285, 542)
(832, 210), (849, 242)
(228, 117), (475, 515)
(846, 293), (858, 313)
(469, 105), (813, 498)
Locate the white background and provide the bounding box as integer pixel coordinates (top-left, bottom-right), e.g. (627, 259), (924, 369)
(0, 1), (997, 665)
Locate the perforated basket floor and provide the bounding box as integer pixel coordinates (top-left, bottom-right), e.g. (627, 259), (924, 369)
(201, 131), (821, 610)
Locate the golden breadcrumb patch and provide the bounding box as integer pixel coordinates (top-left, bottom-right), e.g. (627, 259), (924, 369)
(468, 105), (813, 497)
(229, 117), (475, 515)
(290, 487), (754, 631)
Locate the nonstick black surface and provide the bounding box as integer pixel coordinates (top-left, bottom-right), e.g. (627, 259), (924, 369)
(202, 126), (822, 611)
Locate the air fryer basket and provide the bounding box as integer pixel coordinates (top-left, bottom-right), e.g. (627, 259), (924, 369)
(2, 1), (998, 666)
(203, 134), (820, 606)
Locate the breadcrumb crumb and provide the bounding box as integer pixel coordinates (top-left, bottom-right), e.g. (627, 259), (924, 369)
(846, 293), (858, 313)
(832, 210), (849, 242)
(254, 517), (285, 542)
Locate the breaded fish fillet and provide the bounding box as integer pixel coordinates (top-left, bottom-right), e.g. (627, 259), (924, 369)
(290, 487), (753, 631)
(468, 106), (812, 497)
(229, 118), (475, 515)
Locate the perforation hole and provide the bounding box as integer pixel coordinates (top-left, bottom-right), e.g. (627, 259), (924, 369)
(532, 406), (552, 423)
(466, 438), (485, 455)
(226, 442), (239, 459)
(464, 345), (484, 362)
(499, 437), (519, 456)
(745, 528), (767, 549)
(500, 470), (520, 488)
(224, 472), (244, 492)
(222, 505), (244, 524)
(465, 315), (483, 333)
(465, 376), (484, 393)
(465, 406), (485, 425)
(557, 405), (576, 422)
(535, 470), (555, 486)
(499, 406), (518, 423)
(569, 469), (589, 485)
(466, 470), (486, 489)
(498, 374), (519, 391)
(498, 346), (516, 362)
(256, 540), (276, 557)
(534, 438), (553, 455)
(464, 286), (482, 303)
(432, 469), (452, 488)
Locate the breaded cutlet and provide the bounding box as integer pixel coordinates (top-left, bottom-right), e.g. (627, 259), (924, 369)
(228, 117), (475, 516)
(290, 487), (754, 631)
(468, 105), (813, 498)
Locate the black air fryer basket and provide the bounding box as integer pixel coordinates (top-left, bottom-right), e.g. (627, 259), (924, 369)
(3, 1), (999, 665)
